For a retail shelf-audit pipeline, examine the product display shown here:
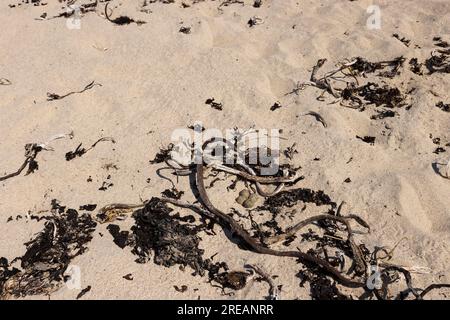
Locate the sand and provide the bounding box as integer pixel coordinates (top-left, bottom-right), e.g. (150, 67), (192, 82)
(0, 0), (449, 300)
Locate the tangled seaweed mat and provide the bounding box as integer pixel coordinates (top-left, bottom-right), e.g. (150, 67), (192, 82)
(0, 201), (96, 299)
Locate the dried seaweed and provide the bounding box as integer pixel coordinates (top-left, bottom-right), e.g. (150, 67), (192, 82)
(65, 143), (86, 161)
(257, 188), (336, 215)
(0, 204), (97, 299)
(107, 224), (131, 249)
(409, 58), (423, 75)
(297, 269), (351, 300)
(436, 102), (450, 112)
(179, 26), (191, 34)
(79, 204), (97, 211)
(433, 37), (449, 48)
(392, 33), (411, 47)
(370, 109), (396, 120)
(76, 286), (92, 299)
(104, 2), (146, 26)
(129, 198), (206, 273)
(47, 81), (101, 101)
(174, 285), (188, 292)
(248, 16), (263, 27)
(425, 48), (450, 74)
(212, 271), (248, 290)
(0, 143), (43, 182)
(98, 177), (114, 191)
(295, 57), (409, 116)
(304, 111), (327, 127)
(350, 56), (405, 78)
(149, 144), (174, 164)
(103, 198), (228, 289)
(123, 273), (133, 281)
(253, 0), (262, 8)
(161, 188), (184, 199)
(283, 143), (298, 160)
(205, 98), (223, 111)
(356, 135), (376, 145)
(343, 82), (406, 109)
(39, 0), (100, 21)
(433, 147), (446, 154)
(65, 137), (115, 161)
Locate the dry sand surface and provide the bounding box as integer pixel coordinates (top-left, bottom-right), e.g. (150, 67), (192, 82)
(0, 0), (449, 300)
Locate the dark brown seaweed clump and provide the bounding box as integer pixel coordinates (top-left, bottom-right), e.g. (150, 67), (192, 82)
(350, 56), (405, 78)
(105, 198), (235, 289)
(65, 143), (87, 161)
(297, 269), (351, 300)
(425, 49), (450, 74)
(205, 98), (223, 111)
(149, 144), (174, 164)
(0, 204), (97, 299)
(257, 188), (336, 215)
(128, 198), (210, 275)
(409, 58), (423, 75)
(343, 82), (406, 109)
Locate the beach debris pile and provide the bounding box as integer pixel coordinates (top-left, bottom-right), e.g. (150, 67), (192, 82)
(2, 129), (450, 299)
(288, 56), (411, 118)
(286, 36), (449, 121)
(0, 201), (97, 299)
(90, 135), (450, 300)
(425, 37), (450, 74)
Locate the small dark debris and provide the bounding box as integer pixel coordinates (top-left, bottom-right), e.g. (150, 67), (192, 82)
(356, 136), (376, 145)
(393, 33), (410, 47)
(99, 181), (114, 191)
(104, 3), (146, 26)
(205, 98), (223, 111)
(174, 285), (188, 292)
(283, 143), (298, 160)
(253, 0), (262, 8)
(434, 147), (446, 154)
(123, 273), (134, 281)
(248, 17), (257, 27)
(270, 102), (282, 111)
(179, 26), (191, 34)
(161, 188), (184, 200)
(107, 224), (131, 249)
(409, 58), (423, 75)
(47, 81), (100, 101)
(76, 285), (92, 300)
(436, 102), (450, 112)
(371, 109), (396, 120)
(149, 144), (174, 164)
(79, 204), (97, 212)
(432, 138), (441, 145)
